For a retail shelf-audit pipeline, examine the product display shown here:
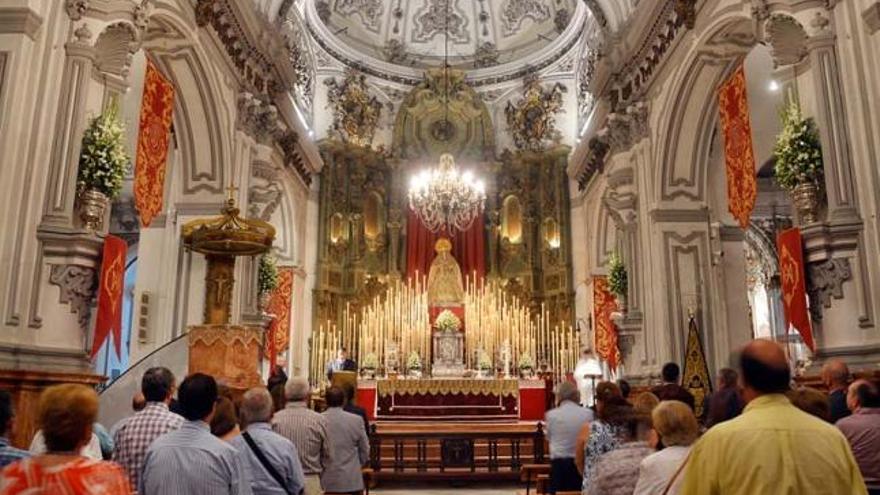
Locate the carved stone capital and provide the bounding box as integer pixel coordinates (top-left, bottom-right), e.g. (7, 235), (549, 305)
(237, 92), (284, 143)
(806, 258), (852, 322)
(598, 101), (648, 156)
(65, 0), (89, 20)
(49, 264), (97, 332)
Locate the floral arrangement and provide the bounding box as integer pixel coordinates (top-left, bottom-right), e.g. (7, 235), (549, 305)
(434, 310), (462, 332)
(362, 352), (379, 370)
(607, 251), (627, 297)
(257, 254), (279, 296)
(77, 104), (130, 199)
(477, 349), (492, 371)
(773, 100), (824, 192)
(518, 353), (534, 370)
(406, 351), (421, 370)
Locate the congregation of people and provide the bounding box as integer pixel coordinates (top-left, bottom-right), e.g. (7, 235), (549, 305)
(544, 339), (880, 495)
(0, 365), (370, 495)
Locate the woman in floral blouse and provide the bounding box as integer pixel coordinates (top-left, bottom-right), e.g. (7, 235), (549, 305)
(575, 381), (635, 494)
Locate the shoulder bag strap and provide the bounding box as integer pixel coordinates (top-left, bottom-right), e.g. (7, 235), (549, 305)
(242, 431), (295, 495)
(661, 451), (691, 495)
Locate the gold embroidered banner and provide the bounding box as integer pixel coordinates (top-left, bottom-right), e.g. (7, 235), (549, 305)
(593, 276), (621, 372)
(265, 267), (294, 366)
(718, 64), (757, 229)
(682, 315), (712, 418)
(376, 378), (519, 398)
(92, 235), (127, 358)
(134, 59), (175, 227)
(777, 228), (814, 351)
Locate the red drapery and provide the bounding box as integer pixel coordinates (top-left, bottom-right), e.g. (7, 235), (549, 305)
(264, 267), (294, 369)
(777, 228), (815, 351)
(718, 63), (757, 229)
(134, 59), (175, 227)
(92, 235), (127, 358)
(593, 276), (621, 372)
(405, 209), (485, 282)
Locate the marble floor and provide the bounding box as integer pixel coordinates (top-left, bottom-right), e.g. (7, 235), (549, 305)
(373, 482), (523, 494)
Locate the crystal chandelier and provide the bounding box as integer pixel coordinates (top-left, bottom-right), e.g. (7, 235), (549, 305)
(406, 0), (486, 235)
(408, 153), (486, 234)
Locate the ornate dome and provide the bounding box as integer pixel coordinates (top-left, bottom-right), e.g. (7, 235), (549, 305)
(312, 0), (579, 69)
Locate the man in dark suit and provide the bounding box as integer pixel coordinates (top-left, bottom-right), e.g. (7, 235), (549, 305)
(822, 359), (851, 423)
(341, 383), (370, 435)
(651, 362), (696, 411)
(326, 347), (357, 381)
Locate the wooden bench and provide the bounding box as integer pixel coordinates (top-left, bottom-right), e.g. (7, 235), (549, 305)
(519, 463), (550, 495)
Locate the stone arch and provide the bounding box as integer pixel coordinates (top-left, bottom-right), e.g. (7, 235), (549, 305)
(653, 15), (757, 205)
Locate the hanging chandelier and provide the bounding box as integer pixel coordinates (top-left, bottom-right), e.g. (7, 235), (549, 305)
(406, 0), (486, 235)
(408, 153), (486, 234)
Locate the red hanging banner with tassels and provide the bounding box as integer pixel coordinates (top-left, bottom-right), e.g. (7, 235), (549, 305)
(134, 59), (175, 227)
(265, 267), (294, 368)
(92, 235), (127, 358)
(593, 276), (621, 372)
(777, 228), (815, 351)
(718, 64), (757, 229)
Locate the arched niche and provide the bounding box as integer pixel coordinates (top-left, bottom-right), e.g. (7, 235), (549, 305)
(543, 217), (561, 249)
(363, 191), (385, 251)
(500, 195), (524, 244)
(329, 212), (349, 246)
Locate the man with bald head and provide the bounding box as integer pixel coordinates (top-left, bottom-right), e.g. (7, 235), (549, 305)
(837, 380), (880, 494)
(681, 339), (866, 495)
(824, 359), (852, 422)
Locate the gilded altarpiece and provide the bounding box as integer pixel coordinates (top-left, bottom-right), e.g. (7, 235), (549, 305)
(314, 69), (574, 350)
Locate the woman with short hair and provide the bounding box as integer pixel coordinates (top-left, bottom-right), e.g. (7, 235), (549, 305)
(0, 384), (131, 494)
(576, 381), (633, 494)
(633, 400), (700, 495)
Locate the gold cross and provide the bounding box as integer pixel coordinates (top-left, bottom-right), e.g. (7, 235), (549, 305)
(225, 184), (239, 201)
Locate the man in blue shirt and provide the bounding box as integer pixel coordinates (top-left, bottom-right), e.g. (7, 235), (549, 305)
(141, 373), (252, 495)
(0, 390), (30, 468)
(545, 381), (594, 494)
(232, 387), (305, 495)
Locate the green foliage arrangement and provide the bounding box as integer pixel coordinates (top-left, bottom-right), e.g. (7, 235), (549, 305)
(607, 252), (627, 297)
(77, 104), (130, 199)
(478, 349), (493, 371)
(773, 101), (824, 191)
(407, 351), (421, 370)
(434, 310), (462, 332)
(518, 352), (534, 370)
(362, 352), (379, 370)
(258, 254), (279, 295)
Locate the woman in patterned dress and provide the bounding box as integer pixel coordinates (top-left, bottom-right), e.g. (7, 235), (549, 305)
(575, 381), (634, 494)
(0, 384), (131, 495)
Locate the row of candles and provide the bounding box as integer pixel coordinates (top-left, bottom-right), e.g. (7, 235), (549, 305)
(308, 274), (580, 385)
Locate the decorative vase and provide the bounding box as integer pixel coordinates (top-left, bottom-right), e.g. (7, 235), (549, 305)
(792, 182), (820, 225)
(520, 367), (534, 379)
(79, 189), (108, 231)
(409, 368), (421, 379)
(258, 291), (272, 313)
(616, 293), (627, 313)
(363, 368), (376, 380)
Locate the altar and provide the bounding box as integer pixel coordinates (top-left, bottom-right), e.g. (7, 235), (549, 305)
(356, 378), (548, 422)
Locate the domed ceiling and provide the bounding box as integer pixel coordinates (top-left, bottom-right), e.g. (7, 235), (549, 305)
(313, 0), (579, 69)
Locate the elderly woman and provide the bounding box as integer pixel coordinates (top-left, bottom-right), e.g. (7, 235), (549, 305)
(633, 400), (699, 495)
(589, 409), (654, 494)
(0, 384), (131, 494)
(576, 381), (633, 494)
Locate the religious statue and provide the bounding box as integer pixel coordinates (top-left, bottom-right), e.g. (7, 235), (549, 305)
(427, 238), (465, 305)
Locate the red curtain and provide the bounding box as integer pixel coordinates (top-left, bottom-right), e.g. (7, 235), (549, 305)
(718, 63), (757, 229)
(92, 235), (127, 358)
(405, 208), (485, 283)
(777, 228), (814, 351)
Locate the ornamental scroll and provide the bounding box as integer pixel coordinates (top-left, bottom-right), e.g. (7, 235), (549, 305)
(134, 60), (175, 227)
(718, 64), (757, 229)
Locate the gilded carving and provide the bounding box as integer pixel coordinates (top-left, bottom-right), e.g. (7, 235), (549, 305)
(325, 70), (382, 147)
(505, 75), (567, 151)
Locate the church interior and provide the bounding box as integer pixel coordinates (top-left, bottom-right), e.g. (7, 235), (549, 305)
(1, 0), (879, 494)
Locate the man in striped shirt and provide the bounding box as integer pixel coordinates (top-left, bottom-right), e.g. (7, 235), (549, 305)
(0, 390), (30, 468)
(141, 373), (251, 495)
(113, 367), (184, 490)
(272, 377), (330, 495)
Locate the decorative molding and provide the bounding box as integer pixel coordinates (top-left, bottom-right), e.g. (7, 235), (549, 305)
(649, 208), (710, 223)
(806, 258), (852, 322)
(324, 70), (382, 147)
(237, 92), (284, 144)
(765, 14), (808, 67)
(865, 2), (880, 34)
(48, 264), (97, 332)
(0, 7), (43, 40)
(278, 131), (311, 186)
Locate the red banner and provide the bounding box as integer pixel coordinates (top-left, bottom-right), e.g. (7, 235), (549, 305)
(593, 276), (621, 372)
(135, 59), (175, 227)
(265, 267), (294, 367)
(92, 235), (127, 358)
(718, 64), (757, 229)
(777, 228), (814, 351)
